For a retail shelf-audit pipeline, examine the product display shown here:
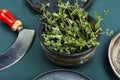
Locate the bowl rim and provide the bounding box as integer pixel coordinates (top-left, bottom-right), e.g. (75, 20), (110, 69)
(33, 69), (92, 80)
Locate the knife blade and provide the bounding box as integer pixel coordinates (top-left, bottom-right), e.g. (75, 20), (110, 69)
(0, 9), (35, 70)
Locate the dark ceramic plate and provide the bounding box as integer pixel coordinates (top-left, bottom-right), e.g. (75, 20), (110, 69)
(33, 69), (91, 80)
(26, 0), (93, 13)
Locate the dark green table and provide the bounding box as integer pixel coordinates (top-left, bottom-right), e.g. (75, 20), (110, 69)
(0, 0), (119, 80)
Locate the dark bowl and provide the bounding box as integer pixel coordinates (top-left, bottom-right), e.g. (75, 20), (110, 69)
(38, 15), (99, 67)
(33, 69), (92, 80)
(26, 0), (93, 13)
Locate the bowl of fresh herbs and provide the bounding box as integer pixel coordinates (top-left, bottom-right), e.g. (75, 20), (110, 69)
(39, 0), (113, 67)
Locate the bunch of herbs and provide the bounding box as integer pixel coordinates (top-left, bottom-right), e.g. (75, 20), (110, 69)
(40, 0), (112, 54)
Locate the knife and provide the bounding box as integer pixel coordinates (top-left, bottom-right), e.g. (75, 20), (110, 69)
(0, 9), (35, 70)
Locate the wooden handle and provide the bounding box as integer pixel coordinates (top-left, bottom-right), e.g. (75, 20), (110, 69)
(0, 9), (22, 31)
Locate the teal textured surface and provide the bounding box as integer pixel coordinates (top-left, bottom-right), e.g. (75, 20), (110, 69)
(0, 0), (119, 80)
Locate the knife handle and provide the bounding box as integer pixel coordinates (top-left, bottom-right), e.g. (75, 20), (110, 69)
(0, 9), (23, 31)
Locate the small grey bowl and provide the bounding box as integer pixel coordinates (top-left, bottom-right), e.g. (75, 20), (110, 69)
(108, 33), (120, 79)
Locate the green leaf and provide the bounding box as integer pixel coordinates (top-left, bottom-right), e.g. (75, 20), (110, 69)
(67, 18), (74, 24)
(58, 0), (62, 4)
(40, 3), (45, 11)
(95, 11), (103, 21)
(82, 12), (88, 19)
(52, 12), (60, 17)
